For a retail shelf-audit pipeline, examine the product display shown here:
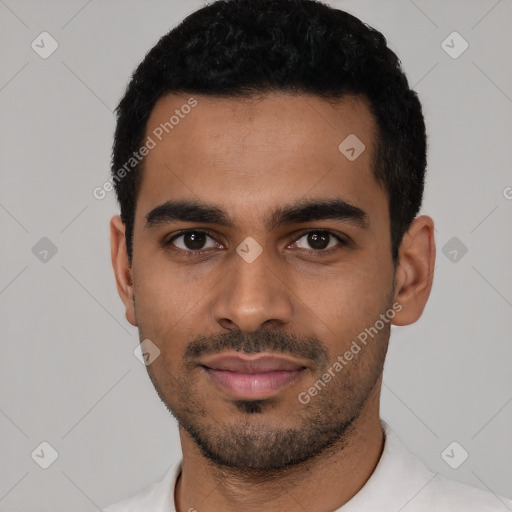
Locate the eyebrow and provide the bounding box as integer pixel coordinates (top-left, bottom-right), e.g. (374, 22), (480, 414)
(144, 198), (369, 231)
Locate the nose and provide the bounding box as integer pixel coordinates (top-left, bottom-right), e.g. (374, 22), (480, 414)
(211, 245), (294, 333)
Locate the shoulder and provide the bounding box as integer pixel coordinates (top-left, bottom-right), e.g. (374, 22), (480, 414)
(102, 480), (161, 512)
(366, 422), (512, 512)
(408, 472), (512, 511)
(102, 460), (181, 512)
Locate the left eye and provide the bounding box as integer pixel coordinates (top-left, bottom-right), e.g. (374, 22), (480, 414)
(293, 231), (345, 251)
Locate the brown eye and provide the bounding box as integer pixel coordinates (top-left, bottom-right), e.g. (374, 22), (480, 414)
(294, 230), (346, 252)
(166, 230), (218, 252)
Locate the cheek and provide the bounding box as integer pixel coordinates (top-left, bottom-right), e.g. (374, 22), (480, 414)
(134, 249), (201, 305)
(294, 260), (392, 352)
(136, 298), (191, 393)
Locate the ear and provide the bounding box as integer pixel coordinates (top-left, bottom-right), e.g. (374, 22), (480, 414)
(391, 215), (436, 326)
(110, 215), (137, 326)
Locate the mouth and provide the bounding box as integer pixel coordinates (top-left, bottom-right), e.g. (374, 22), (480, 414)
(200, 352), (308, 400)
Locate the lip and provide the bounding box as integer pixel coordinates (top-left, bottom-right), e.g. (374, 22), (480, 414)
(200, 352), (308, 399)
(201, 353), (308, 372)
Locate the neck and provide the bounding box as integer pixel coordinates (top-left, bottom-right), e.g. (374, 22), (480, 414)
(175, 384), (384, 512)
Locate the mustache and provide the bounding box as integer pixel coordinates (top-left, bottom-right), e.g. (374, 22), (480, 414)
(184, 329), (330, 368)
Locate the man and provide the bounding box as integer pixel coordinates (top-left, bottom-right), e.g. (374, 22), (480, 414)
(105, 0), (512, 510)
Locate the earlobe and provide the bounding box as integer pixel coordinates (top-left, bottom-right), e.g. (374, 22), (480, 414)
(391, 215), (436, 327)
(110, 215), (137, 327)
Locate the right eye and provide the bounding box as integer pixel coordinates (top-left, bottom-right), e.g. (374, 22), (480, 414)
(164, 230), (221, 256)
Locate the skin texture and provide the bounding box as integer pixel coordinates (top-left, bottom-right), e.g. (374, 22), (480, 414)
(110, 92), (436, 512)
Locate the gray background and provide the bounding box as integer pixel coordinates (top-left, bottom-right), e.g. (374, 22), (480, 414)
(0, 0), (511, 510)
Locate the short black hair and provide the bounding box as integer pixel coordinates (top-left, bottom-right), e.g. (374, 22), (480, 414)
(111, 0), (427, 265)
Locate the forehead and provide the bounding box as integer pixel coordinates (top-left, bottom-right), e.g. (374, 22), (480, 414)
(135, 92), (387, 231)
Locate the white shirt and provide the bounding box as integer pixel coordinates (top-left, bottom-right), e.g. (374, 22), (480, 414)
(104, 421), (512, 511)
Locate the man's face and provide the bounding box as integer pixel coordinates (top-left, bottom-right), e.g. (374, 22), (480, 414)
(127, 92), (397, 471)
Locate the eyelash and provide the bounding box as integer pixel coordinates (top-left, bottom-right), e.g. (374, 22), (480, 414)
(163, 229), (348, 258)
